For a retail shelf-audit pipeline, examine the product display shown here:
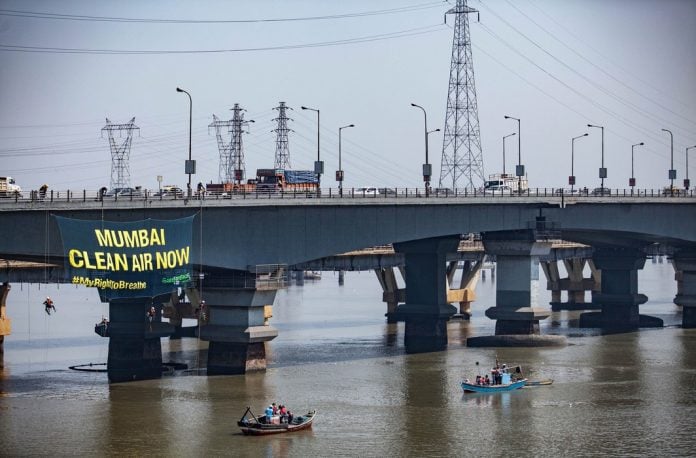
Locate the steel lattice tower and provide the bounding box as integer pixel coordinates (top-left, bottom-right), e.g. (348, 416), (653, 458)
(209, 114), (234, 183)
(438, 0), (484, 192)
(272, 102), (293, 170)
(101, 117), (139, 189)
(230, 104), (252, 184)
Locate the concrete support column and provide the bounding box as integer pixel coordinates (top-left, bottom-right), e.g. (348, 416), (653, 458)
(579, 247), (661, 329)
(542, 258), (600, 311)
(447, 260), (482, 320)
(673, 253), (696, 328)
(107, 297), (174, 383)
(393, 236), (460, 353)
(199, 278), (278, 375)
(484, 238), (553, 334)
(0, 282), (12, 368)
(540, 261), (562, 305)
(375, 267), (402, 323)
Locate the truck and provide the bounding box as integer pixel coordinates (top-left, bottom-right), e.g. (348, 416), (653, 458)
(206, 179), (257, 196)
(0, 176), (22, 197)
(255, 169), (318, 193)
(483, 173), (528, 194)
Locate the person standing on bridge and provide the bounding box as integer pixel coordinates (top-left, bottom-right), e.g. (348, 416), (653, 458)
(43, 296), (56, 315)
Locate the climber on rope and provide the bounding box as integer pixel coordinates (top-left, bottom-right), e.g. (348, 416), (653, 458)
(44, 296), (56, 315)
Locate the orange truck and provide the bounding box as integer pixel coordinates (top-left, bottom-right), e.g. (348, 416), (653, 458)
(255, 169), (318, 193)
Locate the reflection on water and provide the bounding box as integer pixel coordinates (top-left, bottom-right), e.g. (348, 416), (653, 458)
(1, 263), (695, 455)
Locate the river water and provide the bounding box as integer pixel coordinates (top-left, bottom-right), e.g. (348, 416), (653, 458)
(1, 260), (695, 457)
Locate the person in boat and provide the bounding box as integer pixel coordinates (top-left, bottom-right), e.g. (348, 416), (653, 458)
(272, 403), (278, 415)
(287, 410), (293, 424)
(43, 296), (56, 315)
(484, 374), (490, 385)
(279, 405), (288, 423)
(264, 405), (274, 423)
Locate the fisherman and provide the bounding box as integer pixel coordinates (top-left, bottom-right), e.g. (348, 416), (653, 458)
(43, 296), (56, 315)
(264, 405), (274, 423)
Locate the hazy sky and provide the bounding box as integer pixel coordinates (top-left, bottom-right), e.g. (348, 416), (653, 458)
(1, 0), (695, 193)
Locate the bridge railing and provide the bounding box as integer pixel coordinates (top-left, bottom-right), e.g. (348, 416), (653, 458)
(1, 187), (695, 204)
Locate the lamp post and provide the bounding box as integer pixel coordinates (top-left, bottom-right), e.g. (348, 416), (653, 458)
(587, 124), (605, 189)
(301, 106), (322, 196)
(630, 142), (644, 194)
(571, 133), (588, 193)
(337, 124), (355, 197)
(662, 128), (675, 195)
(504, 116), (523, 194)
(502, 132), (516, 176)
(176, 87), (194, 197)
(411, 103), (434, 197)
(686, 145), (696, 190)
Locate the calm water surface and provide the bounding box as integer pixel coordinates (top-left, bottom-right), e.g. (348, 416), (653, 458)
(1, 260), (695, 457)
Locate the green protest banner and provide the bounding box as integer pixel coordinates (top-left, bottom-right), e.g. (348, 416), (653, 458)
(55, 216), (194, 299)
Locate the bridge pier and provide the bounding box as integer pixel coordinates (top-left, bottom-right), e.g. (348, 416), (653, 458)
(0, 282), (12, 368)
(541, 258), (601, 311)
(198, 276), (278, 375)
(393, 236), (459, 353)
(106, 297), (174, 383)
(447, 260), (482, 319)
(469, 233), (565, 346)
(375, 267), (403, 323)
(579, 247), (662, 329)
(673, 252), (696, 328)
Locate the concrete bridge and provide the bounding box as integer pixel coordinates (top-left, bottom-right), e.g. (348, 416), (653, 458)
(1, 192), (695, 381)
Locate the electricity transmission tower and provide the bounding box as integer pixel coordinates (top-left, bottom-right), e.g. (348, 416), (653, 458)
(101, 117), (139, 189)
(209, 114), (234, 183)
(230, 104), (253, 185)
(272, 102), (293, 170)
(439, 0), (484, 192)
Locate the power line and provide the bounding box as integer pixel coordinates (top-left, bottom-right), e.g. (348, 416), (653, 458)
(478, 1), (695, 137)
(525, 0), (696, 121)
(0, 2), (444, 24)
(0, 23), (446, 54)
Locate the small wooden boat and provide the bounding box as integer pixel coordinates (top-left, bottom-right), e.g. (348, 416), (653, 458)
(237, 407), (316, 436)
(461, 378), (527, 393)
(525, 379), (554, 386)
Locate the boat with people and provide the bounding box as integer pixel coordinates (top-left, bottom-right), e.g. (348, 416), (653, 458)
(237, 406), (316, 436)
(461, 360), (527, 393)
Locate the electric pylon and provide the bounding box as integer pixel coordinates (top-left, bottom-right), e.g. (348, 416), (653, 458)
(272, 102), (293, 170)
(439, 0), (484, 192)
(230, 104), (252, 185)
(101, 117), (139, 189)
(209, 114), (234, 183)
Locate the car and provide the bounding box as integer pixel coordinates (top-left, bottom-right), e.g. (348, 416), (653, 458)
(553, 188), (580, 196)
(591, 187), (612, 196)
(153, 186), (184, 197)
(104, 187), (144, 198)
(355, 187), (381, 196)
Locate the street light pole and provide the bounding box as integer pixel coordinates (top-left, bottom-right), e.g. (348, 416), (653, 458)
(503, 132), (516, 176)
(411, 103), (435, 196)
(337, 124), (355, 197)
(176, 87), (194, 197)
(571, 133), (588, 193)
(630, 142), (644, 194)
(662, 128), (675, 195)
(686, 145), (696, 190)
(504, 116), (522, 194)
(301, 106), (322, 196)
(587, 124), (605, 189)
